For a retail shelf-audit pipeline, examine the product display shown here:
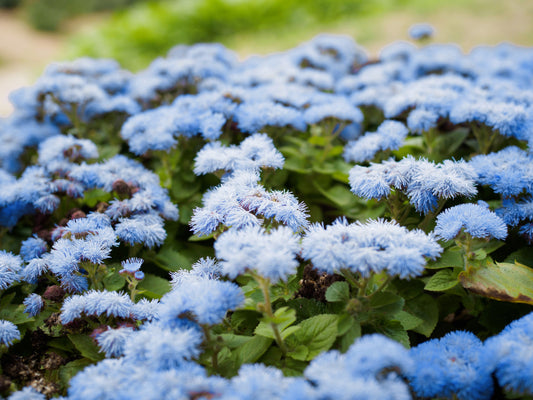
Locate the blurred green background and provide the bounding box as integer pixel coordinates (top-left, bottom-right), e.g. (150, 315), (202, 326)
(1, 0), (533, 114)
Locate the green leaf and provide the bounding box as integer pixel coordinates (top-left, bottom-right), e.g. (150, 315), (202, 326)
(337, 314), (355, 336)
(314, 183), (356, 208)
(290, 314), (339, 360)
(68, 334), (104, 362)
(233, 335), (273, 365)
(155, 246), (191, 271)
(217, 333), (253, 349)
(255, 307), (298, 339)
(433, 128), (469, 157)
(459, 261), (533, 305)
(0, 304), (34, 325)
(369, 292), (405, 316)
(424, 269), (460, 292)
(375, 320), (409, 348)
(339, 321), (361, 353)
(426, 247), (464, 269)
(404, 294), (439, 337)
(137, 273), (171, 299)
(103, 269), (126, 291)
(287, 345), (308, 361)
(83, 189), (112, 208)
(395, 310), (424, 331)
(325, 281), (350, 303)
(59, 359), (93, 388)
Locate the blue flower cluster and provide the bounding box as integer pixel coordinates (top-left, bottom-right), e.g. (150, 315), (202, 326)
(3, 27), (533, 399)
(302, 218), (442, 278)
(349, 156), (477, 213)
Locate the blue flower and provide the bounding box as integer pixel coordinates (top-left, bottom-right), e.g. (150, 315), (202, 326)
(0, 320), (20, 346)
(343, 120), (408, 163)
(408, 331), (493, 400)
(434, 203), (508, 240)
(485, 312), (533, 395)
(215, 225), (300, 282)
(158, 279), (244, 326)
(7, 386), (45, 400)
(302, 218), (441, 278)
(120, 257), (144, 273)
(408, 23), (435, 40)
(20, 235), (48, 262)
(96, 327), (135, 358)
(23, 294), (44, 317)
(0, 250), (22, 290)
(194, 133), (284, 175)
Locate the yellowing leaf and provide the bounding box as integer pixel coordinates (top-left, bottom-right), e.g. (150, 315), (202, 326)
(459, 261), (533, 305)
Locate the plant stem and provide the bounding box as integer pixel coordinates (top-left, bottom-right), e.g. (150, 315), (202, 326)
(255, 275), (288, 356)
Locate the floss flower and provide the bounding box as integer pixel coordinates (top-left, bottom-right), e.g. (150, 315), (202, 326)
(214, 225), (300, 282)
(434, 202), (508, 241)
(302, 218), (441, 278)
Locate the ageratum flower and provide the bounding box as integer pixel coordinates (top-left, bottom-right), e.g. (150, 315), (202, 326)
(434, 202), (508, 241)
(408, 331), (493, 400)
(96, 327), (135, 358)
(302, 218), (441, 278)
(0, 320), (20, 346)
(215, 225), (300, 282)
(194, 133), (284, 175)
(343, 120), (408, 163)
(484, 312), (533, 395)
(23, 293), (44, 317)
(0, 250), (22, 290)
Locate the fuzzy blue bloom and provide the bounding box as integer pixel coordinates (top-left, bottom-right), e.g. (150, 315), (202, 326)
(434, 203), (508, 240)
(0, 250), (22, 290)
(302, 218), (441, 278)
(305, 335), (412, 400)
(234, 101), (306, 133)
(0, 320), (20, 346)
(350, 156), (477, 214)
(38, 135), (98, 166)
(407, 108), (440, 133)
(20, 258), (48, 284)
(194, 133), (284, 175)
(191, 170), (309, 236)
(96, 327), (135, 357)
(215, 225), (300, 282)
(60, 290), (135, 323)
(19, 236), (48, 262)
(408, 331), (493, 400)
(343, 120), (408, 163)
(158, 278), (244, 326)
(123, 323), (203, 371)
(170, 257), (222, 288)
(115, 214), (167, 248)
(408, 23), (435, 40)
(484, 312), (533, 395)
(8, 386), (45, 400)
(120, 257), (143, 273)
(303, 98), (363, 125)
(23, 293), (44, 317)
(470, 146), (533, 197)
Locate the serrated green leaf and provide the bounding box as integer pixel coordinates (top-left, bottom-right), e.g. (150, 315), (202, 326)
(325, 281), (350, 303)
(83, 189), (112, 208)
(291, 314), (339, 360)
(404, 294), (439, 337)
(255, 307), (297, 339)
(376, 320), (410, 348)
(68, 334), (104, 362)
(287, 344), (308, 361)
(233, 335), (273, 365)
(0, 304), (34, 325)
(137, 273), (171, 299)
(369, 292), (405, 316)
(395, 310), (424, 331)
(59, 359), (93, 388)
(103, 270), (126, 291)
(340, 321), (361, 353)
(426, 247), (464, 269)
(424, 269), (460, 292)
(217, 333), (253, 349)
(459, 261), (533, 304)
(155, 246), (191, 271)
(337, 314), (355, 336)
